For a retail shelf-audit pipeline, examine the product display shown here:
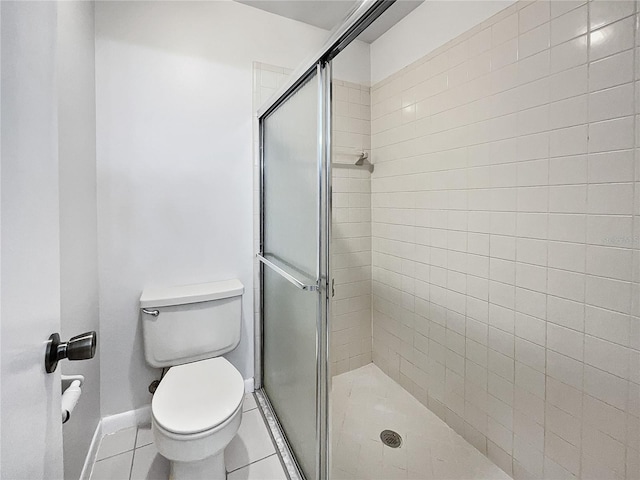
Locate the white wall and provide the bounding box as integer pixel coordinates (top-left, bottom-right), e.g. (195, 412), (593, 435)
(370, 0), (515, 84)
(95, 0), (330, 416)
(333, 39), (372, 86)
(57, 2), (100, 479)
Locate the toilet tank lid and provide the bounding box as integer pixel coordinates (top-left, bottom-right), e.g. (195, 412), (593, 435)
(140, 279), (244, 308)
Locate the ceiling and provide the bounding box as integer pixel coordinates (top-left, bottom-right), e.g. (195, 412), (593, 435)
(235, 0), (424, 43)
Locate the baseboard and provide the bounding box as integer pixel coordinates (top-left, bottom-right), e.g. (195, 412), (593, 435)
(79, 421), (102, 480)
(101, 405), (152, 436)
(244, 377), (254, 393)
(80, 406), (152, 479)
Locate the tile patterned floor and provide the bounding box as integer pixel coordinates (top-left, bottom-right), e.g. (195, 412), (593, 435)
(89, 393), (287, 480)
(331, 364), (511, 480)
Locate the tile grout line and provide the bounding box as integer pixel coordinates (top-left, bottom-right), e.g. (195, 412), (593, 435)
(128, 427), (139, 480)
(227, 452), (279, 475)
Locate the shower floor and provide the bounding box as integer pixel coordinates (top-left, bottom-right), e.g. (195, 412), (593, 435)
(331, 364), (511, 480)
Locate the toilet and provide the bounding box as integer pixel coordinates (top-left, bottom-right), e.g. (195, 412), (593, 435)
(139, 279), (245, 480)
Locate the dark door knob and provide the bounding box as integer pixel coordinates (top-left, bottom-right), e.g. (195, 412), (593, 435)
(45, 331), (97, 373)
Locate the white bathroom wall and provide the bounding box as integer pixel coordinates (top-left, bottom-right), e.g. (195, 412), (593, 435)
(370, 0), (516, 84)
(95, 0), (331, 417)
(57, 2), (101, 478)
(369, 0), (639, 478)
(333, 39), (372, 86)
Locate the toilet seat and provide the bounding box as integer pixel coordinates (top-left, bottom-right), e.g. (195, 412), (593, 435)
(152, 357), (244, 435)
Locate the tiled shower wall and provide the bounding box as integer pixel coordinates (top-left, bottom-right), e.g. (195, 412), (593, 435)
(370, 1), (640, 479)
(252, 65), (373, 377)
(331, 79), (373, 376)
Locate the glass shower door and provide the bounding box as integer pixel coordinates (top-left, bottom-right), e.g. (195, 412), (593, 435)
(259, 64), (330, 480)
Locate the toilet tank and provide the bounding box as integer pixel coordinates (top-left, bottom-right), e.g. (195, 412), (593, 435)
(139, 279), (244, 368)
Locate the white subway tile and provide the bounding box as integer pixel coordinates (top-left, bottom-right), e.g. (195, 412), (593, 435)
(515, 287), (546, 319)
(515, 262), (547, 292)
(549, 35), (587, 74)
(588, 149), (635, 183)
(548, 323), (584, 360)
(549, 155), (588, 185)
(549, 94), (587, 130)
(587, 183), (634, 215)
(584, 305), (631, 346)
(546, 376), (583, 417)
(519, 1), (551, 33)
(547, 295), (585, 330)
(550, 64), (588, 101)
(585, 274), (632, 313)
(519, 22), (550, 59)
(589, 16), (635, 62)
(518, 49), (551, 84)
(515, 312), (546, 346)
(492, 13), (519, 46)
(549, 185), (587, 213)
(582, 393), (627, 442)
(585, 244), (633, 280)
(589, 0), (636, 31)
(548, 213), (586, 243)
(588, 116), (635, 153)
(581, 424), (626, 477)
(514, 409), (544, 450)
(589, 49), (634, 92)
(549, 124), (588, 157)
(588, 83), (634, 122)
(545, 430), (580, 475)
(583, 364), (628, 410)
(516, 237), (547, 266)
(469, 27), (493, 56)
(584, 335), (630, 378)
(551, 0), (586, 19)
(546, 403), (582, 447)
(547, 349), (583, 390)
(550, 5), (588, 46)
(586, 214), (634, 246)
(491, 38), (519, 70)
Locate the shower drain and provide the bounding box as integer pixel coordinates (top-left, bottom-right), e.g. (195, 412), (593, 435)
(380, 429), (402, 448)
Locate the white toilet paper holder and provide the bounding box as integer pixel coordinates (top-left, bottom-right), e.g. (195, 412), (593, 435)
(61, 374), (84, 424)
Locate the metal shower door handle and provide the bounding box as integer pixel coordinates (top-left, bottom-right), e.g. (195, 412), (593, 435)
(257, 254), (318, 292)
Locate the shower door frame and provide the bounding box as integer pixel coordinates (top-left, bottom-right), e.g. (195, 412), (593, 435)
(257, 61), (332, 480)
(256, 2), (396, 479)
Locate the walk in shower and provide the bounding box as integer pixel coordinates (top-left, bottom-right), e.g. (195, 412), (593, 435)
(256, 1), (640, 479)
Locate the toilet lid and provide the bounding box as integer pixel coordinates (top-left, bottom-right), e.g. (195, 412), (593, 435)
(152, 357), (244, 434)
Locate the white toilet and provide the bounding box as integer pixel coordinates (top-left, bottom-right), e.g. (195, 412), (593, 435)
(139, 279), (245, 480)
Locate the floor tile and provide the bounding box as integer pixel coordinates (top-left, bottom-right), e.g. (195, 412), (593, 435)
(227, 454), (286, 480)
(90, 451), (134, 480)
(130, 444), (169, 480)
(97, 427), (137, 461)
(225, 409), (276, 472)
(331, 364), (510, 480)
(242, 393), (257, 413)
(135, 425), (154, 448)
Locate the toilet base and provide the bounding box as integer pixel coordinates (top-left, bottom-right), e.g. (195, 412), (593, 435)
(170, 452), (226, 480)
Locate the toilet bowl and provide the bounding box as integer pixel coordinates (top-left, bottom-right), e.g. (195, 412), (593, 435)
(151, 357), (245, 480)
(140, 279), (246, 479)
